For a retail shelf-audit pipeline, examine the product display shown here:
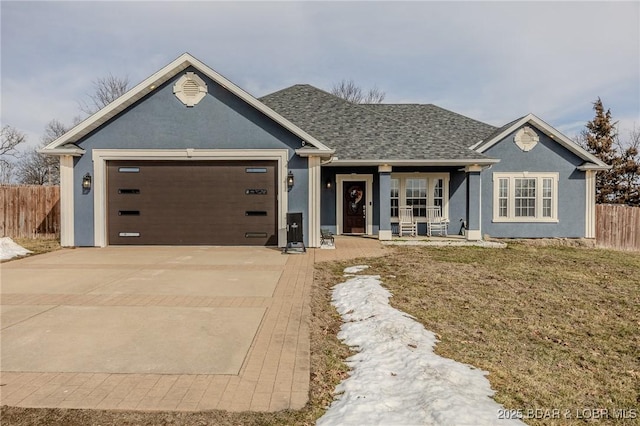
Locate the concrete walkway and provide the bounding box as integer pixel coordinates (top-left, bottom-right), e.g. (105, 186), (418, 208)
(0, 237), (387, 412)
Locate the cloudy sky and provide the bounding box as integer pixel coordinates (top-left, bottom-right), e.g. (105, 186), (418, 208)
(2, 1), (638, 150)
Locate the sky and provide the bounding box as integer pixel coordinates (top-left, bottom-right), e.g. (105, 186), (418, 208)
(1, 1), (639, 151)
(319, 265), (524, 425)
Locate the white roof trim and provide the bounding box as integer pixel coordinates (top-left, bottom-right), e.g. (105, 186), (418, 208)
(41, 53), (333, 154)
(38, 145), (85, 157)
(475, 113), (608, 168)
(295, 148), (335, 158)
(577, 162), (611, 171)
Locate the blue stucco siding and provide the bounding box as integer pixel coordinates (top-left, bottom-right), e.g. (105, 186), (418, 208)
(481, 124), (587, 238)
(72, 67), (308, 246)
(75, 67), (304, 152)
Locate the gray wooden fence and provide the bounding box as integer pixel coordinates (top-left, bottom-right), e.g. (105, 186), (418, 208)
(596, 204), (640, 251)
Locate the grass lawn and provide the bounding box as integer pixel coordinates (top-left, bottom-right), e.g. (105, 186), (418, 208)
(11, 238), (61, 256)
(1, 242), (638, 425)
(339, 243), (640, 425)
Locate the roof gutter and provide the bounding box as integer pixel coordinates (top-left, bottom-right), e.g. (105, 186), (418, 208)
(326, 158), (500, 167)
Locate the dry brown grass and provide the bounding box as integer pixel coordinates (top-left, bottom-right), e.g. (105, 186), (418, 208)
(356, 244), (640, 425)
(10, 237), (61, 256)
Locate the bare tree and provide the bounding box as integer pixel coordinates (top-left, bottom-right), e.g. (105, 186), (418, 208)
(16, 120), (68, 185)
(79, 73), (130, 115)
(1, 125), (26, 161)
(331, 79), (386, 104)
(0, 161), (16, 184)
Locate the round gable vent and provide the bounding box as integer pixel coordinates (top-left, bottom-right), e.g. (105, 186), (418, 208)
(173, 72), (208, 107)
(514, 126), (539, 152)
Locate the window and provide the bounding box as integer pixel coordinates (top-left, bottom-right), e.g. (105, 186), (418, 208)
(493, 173), (558, 222)
(542, 178), (553, 218)
(514, 178), (536, 217)
(498, 178), (508, 218)
(406, 178), (427, 217)
(390, 174), (449, 220)
(390, 178), (399, 218)
(433, 178), (444, 213)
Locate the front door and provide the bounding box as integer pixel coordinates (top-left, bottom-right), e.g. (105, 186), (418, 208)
(343, 181), (366, 233)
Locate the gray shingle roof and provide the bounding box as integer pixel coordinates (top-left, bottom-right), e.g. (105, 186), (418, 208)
(472, 116), (525, 151)
(260, 84), (497, 162)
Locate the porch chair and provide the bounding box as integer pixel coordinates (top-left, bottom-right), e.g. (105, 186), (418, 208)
(398, 206), (417, 237)
(426, 206), (449, 237)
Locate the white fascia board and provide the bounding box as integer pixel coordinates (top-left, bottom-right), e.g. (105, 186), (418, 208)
(44, 53), (331, 153)
(577, 163), (611, 171)
(327, 158), (500, 167)
(38, 146), (85, 157)
(476, 113), (609, 168)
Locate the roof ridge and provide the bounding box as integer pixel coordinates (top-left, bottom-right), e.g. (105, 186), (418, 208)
(260, 84), (358, 108)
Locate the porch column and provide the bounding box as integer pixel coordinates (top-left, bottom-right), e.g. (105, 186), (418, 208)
(378, 165), (392, 240)
(308, 156), (321, 247)
(585, 170), (596, 238)
(59, 155), (75, 247)
(465, 165), (482, 240)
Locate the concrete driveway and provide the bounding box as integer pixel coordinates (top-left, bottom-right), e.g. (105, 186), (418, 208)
(0, 246), (313, 411)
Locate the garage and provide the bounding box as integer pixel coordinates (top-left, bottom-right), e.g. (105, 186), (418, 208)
(107, 160), (278, 245)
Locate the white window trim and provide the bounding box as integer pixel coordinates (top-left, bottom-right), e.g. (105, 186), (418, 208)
(92, 149), (289, 247)
(390, 173), (450, 223)
(492, 172), (559, 223)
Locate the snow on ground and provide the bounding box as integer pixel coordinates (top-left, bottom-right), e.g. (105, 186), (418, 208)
(343, 265), (369, 274)
(0, 237), (32, 260)
(317, 268), (525, 426)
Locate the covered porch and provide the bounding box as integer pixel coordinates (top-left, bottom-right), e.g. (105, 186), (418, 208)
(320, 160), (498, 242)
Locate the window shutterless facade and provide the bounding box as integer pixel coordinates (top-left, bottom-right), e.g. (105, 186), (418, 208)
(493, 172), (558, 222)
(390, 173), (449, 221)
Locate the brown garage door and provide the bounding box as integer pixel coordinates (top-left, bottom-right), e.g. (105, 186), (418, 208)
(107, 160), (278, 245)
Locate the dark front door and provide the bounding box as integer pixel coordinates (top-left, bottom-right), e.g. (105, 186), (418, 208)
(343, 181), (366, 234)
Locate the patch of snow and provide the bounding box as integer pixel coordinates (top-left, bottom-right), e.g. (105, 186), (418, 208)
(0, 237), (32, 260)
(343, 265), (369, 274)
(317, 268), (524, 426)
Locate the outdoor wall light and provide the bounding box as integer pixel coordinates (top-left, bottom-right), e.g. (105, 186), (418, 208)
(287, 171), (294, 191)
(82, 173), (92, 190)
(325, 179), (332, 189)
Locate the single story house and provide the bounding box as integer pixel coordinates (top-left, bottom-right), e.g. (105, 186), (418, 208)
(42, 53), (609, 248)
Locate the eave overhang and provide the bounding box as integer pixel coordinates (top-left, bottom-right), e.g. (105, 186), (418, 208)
(324, 158), (501, 167)
(38, 144), (85, 157)
(577, 162), (611, 171)
(294, 148), (335, 158)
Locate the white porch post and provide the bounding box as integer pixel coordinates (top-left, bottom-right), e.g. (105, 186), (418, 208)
(59, 155), (75, 247)
(378, 164), (392, 240)
(465, 164), (483, 241)
(308, 156), (321, 247)
(585, 170), (596, 238)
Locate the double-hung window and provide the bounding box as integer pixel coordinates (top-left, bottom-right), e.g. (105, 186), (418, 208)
(390, 174), (449, 220)
(493, 172), (558, 222)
